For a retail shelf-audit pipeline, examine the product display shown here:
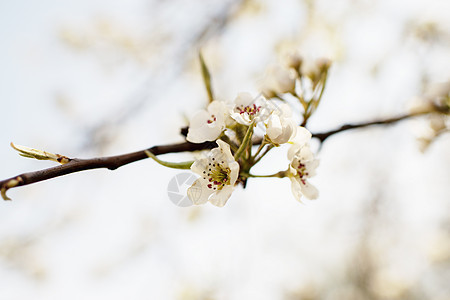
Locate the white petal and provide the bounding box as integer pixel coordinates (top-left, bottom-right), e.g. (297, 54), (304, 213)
(230, 112), (252, 126)
(274, 66), (296, 93)
(228, 161), (240, 185)
(279, 103), (293, 117)
(187, 104), (227, 143)
(190, 158), (208, 175)
(304, 159), (320, 177)
(187, 179), (211, 205)
(208, 100), (226, 114)
(289, 177), (303, 202)
(290, 126), (312, 144)
(234, 92), (254, 106)
(289, 165), (298, 176)
(300, 181), (319, 200)
(202, 126), (223, 141)
(209, 185), (234, 207)
(187, 109), (223, 143)
(267, 114), (283, 140)
(189, 110), (210, 128)
(271, 117), (296, 144)
(298, 145), (314, 161)
(287, 143), (302, 161)
(216, 139), (231, 156)
(187, 126), (222, 143)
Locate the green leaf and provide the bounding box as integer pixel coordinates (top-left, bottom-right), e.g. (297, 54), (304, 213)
(199, 51), (214, 103)
(11, 142), (70, 164)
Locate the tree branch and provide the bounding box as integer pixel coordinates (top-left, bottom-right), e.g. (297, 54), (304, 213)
(0, 110), (443, 200)
(0, 141), (216, 200)
(311, 111), (433, 142)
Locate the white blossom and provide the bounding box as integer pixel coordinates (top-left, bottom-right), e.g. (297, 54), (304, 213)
(265, 103), (297, 145)
(230, 93), (271, 126)
(287, 127), (319, 201)
(187, 101), (228, 143)
(187, 140), (239, 207)
(261, 65), (296, 97)
(287, 126), (313, 160)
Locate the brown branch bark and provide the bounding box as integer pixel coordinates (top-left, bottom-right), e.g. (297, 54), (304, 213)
(0, 110), (440, 200)
(312, 113), (420, 142)
(0, 141), (216, 200)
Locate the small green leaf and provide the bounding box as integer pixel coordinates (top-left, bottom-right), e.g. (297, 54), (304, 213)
(199, 51), (214, 103)
(11, 143), (70, 164)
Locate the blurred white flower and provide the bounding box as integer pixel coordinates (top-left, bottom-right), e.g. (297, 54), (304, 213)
(287, 127), (319, 201)
(187, 101), (228, 143)
(408, 97), (435, 114)
(261, 65), (296, 97)
(187, 140), (239, 207)
(265, 103), (297, 145)
(230, 92), (271, 126)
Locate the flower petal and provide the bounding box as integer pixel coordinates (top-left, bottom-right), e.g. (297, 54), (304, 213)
(267, 114), (283, 140)
(289, 177), (303, 202)
(187, 179), (211, 205)
(234, 92), (254, 106)
(208, 100), (227, 115)
(186, 101), (227, 143)
(298, 145), (314, 161)
(290, 126), (312, 144)
(228, 161), (240, 185)
(300, 181), (319, 200)
(209, 185), (234, 207)
(190, 158), (208, 175)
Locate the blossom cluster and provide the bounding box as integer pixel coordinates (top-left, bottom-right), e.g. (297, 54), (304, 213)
(185, 92), (319, 207)
(142, 54), (330, 207)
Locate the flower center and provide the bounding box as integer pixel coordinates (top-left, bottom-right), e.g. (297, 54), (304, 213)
(296, 162), (309, 185)
(203, 159), (231, 191)
(206, 114), (217, 124)
(237, 104), (261, 116)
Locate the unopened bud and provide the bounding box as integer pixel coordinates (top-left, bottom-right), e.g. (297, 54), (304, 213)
(429, 116), (446, 132)
(287, 53), (303, 71)
(317, 58), (331, 73)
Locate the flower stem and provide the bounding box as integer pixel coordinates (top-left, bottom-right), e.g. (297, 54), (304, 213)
(144, 150), (194, 169)
(251, 138), (268, 161)
(234, 123), (254, 161)
(253, 144), (274, 165)
(314, 70), (328, 107)
(242, 170), (287, 178)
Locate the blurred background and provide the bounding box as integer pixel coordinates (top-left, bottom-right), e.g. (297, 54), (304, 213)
(0, 0), (449, 299)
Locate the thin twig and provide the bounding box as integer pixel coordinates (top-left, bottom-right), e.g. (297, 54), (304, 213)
(0, 141), (215, 200)
(311, 111), (431, 142)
